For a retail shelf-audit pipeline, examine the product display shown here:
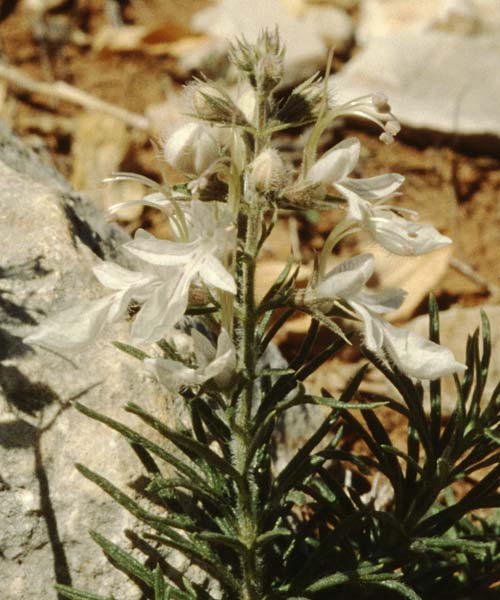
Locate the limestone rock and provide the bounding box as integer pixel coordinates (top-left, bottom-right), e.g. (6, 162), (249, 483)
(330, 32), (500, 146)
(0, 122), (172, 599)
(358, 0), (500, 44)
(185, 0), (353, 85)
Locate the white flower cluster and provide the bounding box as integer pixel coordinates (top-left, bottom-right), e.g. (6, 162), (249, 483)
(25, 37), (466, 390)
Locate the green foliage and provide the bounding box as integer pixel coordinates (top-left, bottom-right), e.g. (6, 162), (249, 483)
(65, 298), (499, 600)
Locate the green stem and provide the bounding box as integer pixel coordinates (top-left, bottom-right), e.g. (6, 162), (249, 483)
(230, 88), (268, 600)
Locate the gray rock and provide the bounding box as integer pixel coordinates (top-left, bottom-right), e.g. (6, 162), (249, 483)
(0, 123), (173, 599)
(329, 31), (500, 149)
(186, 0), (353, 85)
(357, 0), (500, 45)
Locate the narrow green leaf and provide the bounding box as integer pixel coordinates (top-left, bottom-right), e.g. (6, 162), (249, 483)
(125, 403), (244, 490)
(154, 565), (165, 600)
(259, 257), (297, 305)
(305, 308), (350, 343)
(112, 341), (150, 360)
(289, 318), (319, 370)
(196, 531), (247, 553)
(54, 585), (115, 600)
(90, 530), (154, 586)
(76, 464), (197, 533)
(271, 366), (367, 503)
(74, 402), (206, 489)
(370, 580), (422, 600)
(311, 395), (387, 410)
(145, 533), (239, 593)
(260, 308), (295, 352)
(304, 572), (350, 592)
(380, 445), (423, 475)
(256, 528), (292, 547)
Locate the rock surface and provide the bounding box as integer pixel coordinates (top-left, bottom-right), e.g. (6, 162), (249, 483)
(185, 0), (353, 85)
(0, 122), (173, 599)
(358, 0), (500, 44)
(330, 31), (500, 147)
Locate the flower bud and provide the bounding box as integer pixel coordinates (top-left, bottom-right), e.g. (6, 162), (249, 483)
(279, 181), (327, 210)
(277, 74), (324, 124)
(249, 149), (286, 192)
(229, 29), (284, 90)
(190, 83), (245, 125)
(256, 54), (284, 93)
(163, 122), (219, 175)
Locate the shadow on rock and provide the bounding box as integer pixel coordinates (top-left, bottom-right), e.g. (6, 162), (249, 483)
(0, 364), (59, 416)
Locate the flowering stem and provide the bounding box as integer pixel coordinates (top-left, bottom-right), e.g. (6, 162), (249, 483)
(231, 90), (268, 594)
(232, 195), (264, 598)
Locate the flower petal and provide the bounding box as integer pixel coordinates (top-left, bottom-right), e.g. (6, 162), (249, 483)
(24, 296), (115, 353)
(144, 357), (200, 393)
(355, 288), (407, 314)
(92, 261), (151, 290)
(316, 254), (374, 299)
(348, 301), (384, 351)
(200, 255), (236, 294)
(381, 321), (467, 380)
(308, 138), (360, 184)
(125, 232), (199, 266)
(370, 214), (452, 256)
(337, 173), (404, 201)
(130, 276), (187, 344)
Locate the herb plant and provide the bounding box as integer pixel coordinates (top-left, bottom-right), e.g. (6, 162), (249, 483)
(25, 31), (499, 600)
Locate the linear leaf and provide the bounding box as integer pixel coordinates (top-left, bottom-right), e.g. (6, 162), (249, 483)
(90, 530), (154, 586)
(75, 402), (204, 486)
(126, 403), (244, 490)
(112, 341), (150, 360)
(76, 464), (197, 533)
(54, 586), (116, 600)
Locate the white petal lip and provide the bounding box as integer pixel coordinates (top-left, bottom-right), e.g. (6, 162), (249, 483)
(125, 234), (199, 266)
(370, 215), (452, 256)
(308, 138), (360, 184)
(381, 322), (467, 380)
(24, 296), (115, 353)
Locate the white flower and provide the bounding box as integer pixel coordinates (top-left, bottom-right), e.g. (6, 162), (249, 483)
(145, 328), (236, 392)
(310, 254), (406, 351)
(24, 262), (184, 352)
(307, 254), (466, 380)
(308, 138), (404, 202)
(343, 188), (452, 256)
(124, 201), (236, 298)
(163, 122), (219, 175)
(380, 322), (467, 380)
(309, 138), (451, 256)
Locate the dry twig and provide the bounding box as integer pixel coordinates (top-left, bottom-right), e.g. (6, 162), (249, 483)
(0, 62), (151, 131)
